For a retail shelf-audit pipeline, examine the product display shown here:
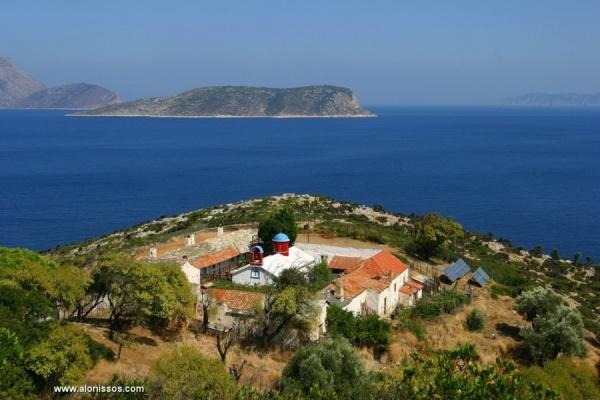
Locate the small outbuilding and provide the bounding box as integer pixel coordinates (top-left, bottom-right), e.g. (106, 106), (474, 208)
(470, 267), (491, 287)
(440, 258), (471, 284)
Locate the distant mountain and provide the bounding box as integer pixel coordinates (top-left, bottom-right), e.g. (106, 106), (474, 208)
(15, 83), (121, 109)
(0, 56), (120, 109)
(506, 93), (600, 106)
(75, 85), (374, 118)
(0, 57), (46, 107)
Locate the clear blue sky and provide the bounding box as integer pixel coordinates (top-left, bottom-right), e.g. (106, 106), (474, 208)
(2, 1), (599, 104)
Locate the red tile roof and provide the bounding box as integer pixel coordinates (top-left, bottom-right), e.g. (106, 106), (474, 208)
(207, 288), (264, 311)
(335, 250), (409, 299)
(405, 280), (424, 290)
(328, 256), (362, 272)
(361, 250), (408, 279)
(191, 247), (240, 269)
(399, 285), (417, 295)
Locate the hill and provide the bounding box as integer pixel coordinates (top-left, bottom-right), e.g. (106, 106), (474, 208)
(74, 85), (374, 118)
(0, 56), (46, 107)
(506, 92), (600, 106)
(14, 82), (121, 109)
(0, 55), (120, 109)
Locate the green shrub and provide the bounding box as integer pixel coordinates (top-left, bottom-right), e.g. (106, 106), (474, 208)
(281, 338), (367, 399)
(413, 290), (468, 319)
(466, 309), (485, 331)
(523, 357), (600, 400)
(326, 305), (390, 354)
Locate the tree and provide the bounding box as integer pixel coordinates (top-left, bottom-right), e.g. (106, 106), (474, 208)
(0, 247), (88, 314)
(520, 305), (586, 364)
(409, 214), (463, 259)
(258, 208), (299, 247)
(281, 338), (367, 399)
(149, 346), (235, 400)
(515, 286), (563, 321)
(307, 262), (332, 291)
(550, 249), (560, 261)
(26, 324), (94, 389)
(516, 287), (586, 363)
(257, 285), (315, 346)
(326, 304), (356, 340)
(573, 252), (582, 265)
(91, 255), (195, 339)
(0, 328), (35, 400)
(531, 245), (545, 258)
(466, 309), (485, 331)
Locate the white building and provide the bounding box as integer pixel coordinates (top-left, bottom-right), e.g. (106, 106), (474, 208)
(325, 250), (423, 317)
(231, 233), (317, 286)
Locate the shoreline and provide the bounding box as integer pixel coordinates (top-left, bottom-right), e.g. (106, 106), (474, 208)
(67, 113), (378, 119)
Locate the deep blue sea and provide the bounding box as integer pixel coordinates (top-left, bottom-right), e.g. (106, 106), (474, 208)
(1, 107), (599, 259)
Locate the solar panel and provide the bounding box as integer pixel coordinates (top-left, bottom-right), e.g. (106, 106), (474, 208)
(471, 267), (491, 287)
(442, 258), (471, 282)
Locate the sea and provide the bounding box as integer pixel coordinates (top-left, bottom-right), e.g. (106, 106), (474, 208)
(1, 107), (599, 259)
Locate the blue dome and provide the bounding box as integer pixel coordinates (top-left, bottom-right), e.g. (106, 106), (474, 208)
(272, 232), (290, 242)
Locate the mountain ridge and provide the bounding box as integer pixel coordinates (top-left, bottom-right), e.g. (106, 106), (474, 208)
(0, 56), (120, 109)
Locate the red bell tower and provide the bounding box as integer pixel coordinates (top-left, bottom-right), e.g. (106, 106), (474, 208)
(272, 232), (290, 256)
(250, 245), (264, 265)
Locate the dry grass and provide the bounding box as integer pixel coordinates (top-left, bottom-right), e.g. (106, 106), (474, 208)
(80, 324), (290, 391)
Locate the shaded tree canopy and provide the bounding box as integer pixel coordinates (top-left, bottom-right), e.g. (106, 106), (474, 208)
(258, 208), (299, 247)
(90, 254), (195, 336)
(408, 213), (463, 259)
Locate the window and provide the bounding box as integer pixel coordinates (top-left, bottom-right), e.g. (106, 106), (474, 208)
(251, 267), (260, 279)
(394, 283), (397, 292)
(383, 297), (387, 314)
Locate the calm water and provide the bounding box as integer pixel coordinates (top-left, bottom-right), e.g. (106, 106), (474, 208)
(1, 107), (599, 259)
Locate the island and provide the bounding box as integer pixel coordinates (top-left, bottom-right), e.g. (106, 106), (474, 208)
(73, 85), (375, 118)
(0, 56), (120, 109)
(505, 92), (600, 106)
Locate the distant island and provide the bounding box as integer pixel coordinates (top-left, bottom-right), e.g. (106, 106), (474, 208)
(74, 85), (374, 118)
(0, 56), (120, 109)
(505, 92), (600, 106)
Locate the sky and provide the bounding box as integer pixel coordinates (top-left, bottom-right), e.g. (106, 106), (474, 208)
(2, 1), (600, 104)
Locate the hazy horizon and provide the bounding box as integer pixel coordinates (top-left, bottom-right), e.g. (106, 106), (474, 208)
(2, 1), (600, 104)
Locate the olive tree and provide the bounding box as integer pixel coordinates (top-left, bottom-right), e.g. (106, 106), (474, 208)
(516, 287), (586, 363)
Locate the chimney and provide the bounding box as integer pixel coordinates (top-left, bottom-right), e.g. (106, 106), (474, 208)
(335, 281), (345, 302)
(217, 226), (224, 237)
(387, 271), (393, 282)
(183, 255), (188, 263)
(149, 247), (157, 258)
(186, 234), (195, 246)
(321, 254), (328, 264)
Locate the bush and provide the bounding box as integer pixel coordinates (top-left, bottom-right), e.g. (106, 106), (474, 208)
(466, 309), (485, 331)
(371, 344), (557, 400)
(149, 346), (235, 400)
(523, 357), (600, 400)
(412, 290), (468, 319)
(326, 305), (390, 354)
(281, 338), (367, 399)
